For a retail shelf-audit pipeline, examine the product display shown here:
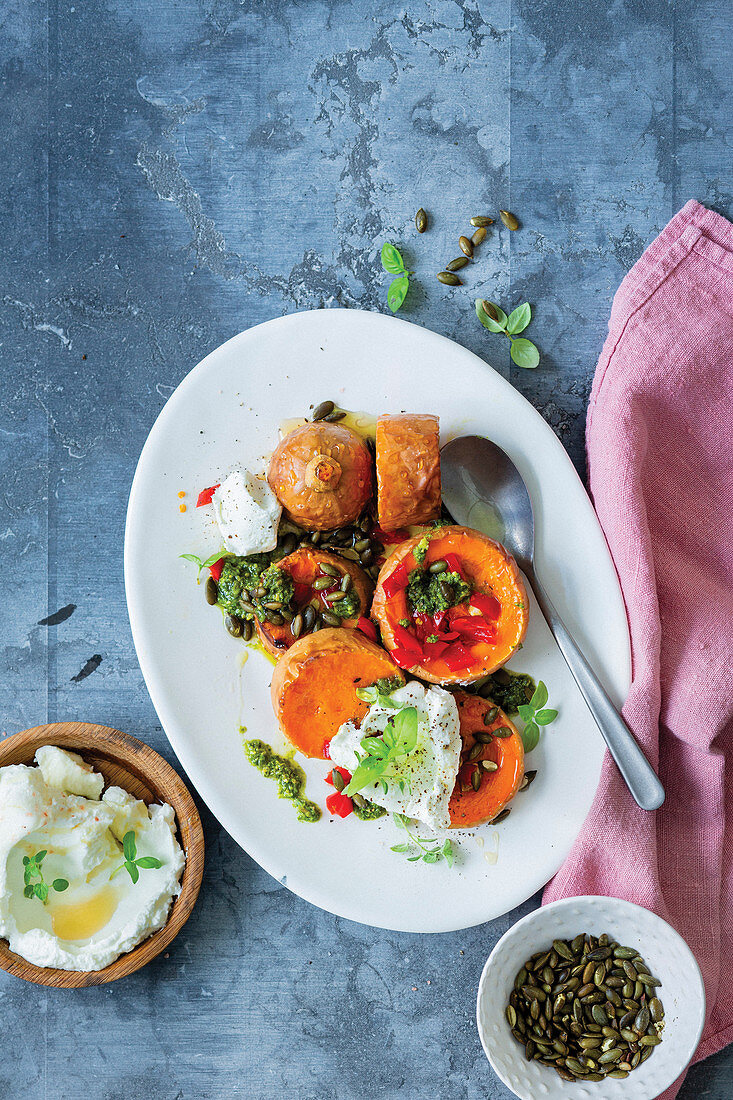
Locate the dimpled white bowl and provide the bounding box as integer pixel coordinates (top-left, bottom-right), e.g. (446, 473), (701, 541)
(476, 896), (706, 1100)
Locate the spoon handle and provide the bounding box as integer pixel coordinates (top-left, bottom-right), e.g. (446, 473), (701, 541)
(526, 569), (665, 811)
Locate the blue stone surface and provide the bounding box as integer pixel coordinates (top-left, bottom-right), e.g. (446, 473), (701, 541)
(1, 1), (731, 1096)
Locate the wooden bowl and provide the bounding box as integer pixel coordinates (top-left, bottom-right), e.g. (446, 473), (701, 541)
(0, 722), (204, 988)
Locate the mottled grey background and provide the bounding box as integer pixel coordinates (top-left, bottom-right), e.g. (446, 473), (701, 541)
(1, 1), (731, 1097)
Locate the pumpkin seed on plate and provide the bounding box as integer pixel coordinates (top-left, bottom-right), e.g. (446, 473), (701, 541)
(445, 257), (469, 272)
(437, 271), (462, 286)
(458, 235), (474, 257)
(205, 577), (218, 605)
(471, 227), (487, 246)
(415, 207), (428, 233)
(470, 215), (493, 227)
(499, 209), (519, 230)
(311, 400), (335, 421)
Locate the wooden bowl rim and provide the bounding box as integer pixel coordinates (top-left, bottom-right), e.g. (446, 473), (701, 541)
(0, 722), (204, 988)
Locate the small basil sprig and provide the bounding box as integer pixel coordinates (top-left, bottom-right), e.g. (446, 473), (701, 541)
(115, 831), (163, 885)
(475, 299), (540, 368)
(517, 680), (558, 751)
(22, 850), (68, 904)
(381, 242), (410, 313)
(180, 550), (224, 579)
(391, 813), (454, 868)
(345, 706), (418, 796)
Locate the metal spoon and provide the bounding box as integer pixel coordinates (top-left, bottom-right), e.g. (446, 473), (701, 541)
(441, 435), (665, 811)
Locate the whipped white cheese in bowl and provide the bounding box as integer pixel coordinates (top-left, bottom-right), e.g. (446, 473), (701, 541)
(0, 747), (185, 972)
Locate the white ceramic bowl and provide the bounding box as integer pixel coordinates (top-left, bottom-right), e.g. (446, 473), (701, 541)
(476, 896), (705, 1100)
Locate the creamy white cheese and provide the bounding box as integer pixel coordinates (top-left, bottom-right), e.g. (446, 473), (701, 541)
(211, 466), (282, 557)
(329, 682), (462, 831)
(0, 747), (185, 972)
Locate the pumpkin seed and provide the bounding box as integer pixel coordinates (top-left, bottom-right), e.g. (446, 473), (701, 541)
(468, 742), (483, 761)
(264, 600), (283, 610)
(613, 946), (636, 959)
(340, 573), (353, 593)
(437, 271), (462, 286)
(439, 580), (455, 602)
(445, 256), (469, 272)
(481, 299), (501, 321)
(582, 961), (595, 983)
(622, 960), (638, 981)
(638, 972), (661, 988)
(415, 207), (428, 233)
(266, 610), (284, 626)
(483, 706), (499, 725)
(471, 768), (481, 791)
(310, 532), (321, 544)
(312, 576), (334, 591)
(608, 1070), (629, 1078)
(493, 807), (511, 823)
(319, 562), (340, 577)
(640, 1034), (661, 1047)
(428, 559), (448, 574)
(340, 548), (360, 561)
(634, 1005), (650, 1034)
(481, 758), (498, 772)
(506, 1005), (517, 1028)
(458, 235), (473, 258)
(279, 606), (294, 622)
(470, 215), (493, 227)
(291, 613), (303, 639)
(499, 209), (519, 230)
(311, 400), (335, 421)
(352, 538), (370, 553)
(493, 726), (513, 738)
(475, 730), (494, 744)
(471, 227), (487, 246)
(225, 614), (243, 638)
(649, 997), (664, 1022)
(571, 933), (586, 954)
(205, 577), (218, 605)
(578, 983), (596, 998)
(241, 619), (253, 642)
(322, 610), (340, 627)
(323, 410), (346, 422)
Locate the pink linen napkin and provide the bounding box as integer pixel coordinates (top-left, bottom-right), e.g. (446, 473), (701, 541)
(543, 200), (733, 1097)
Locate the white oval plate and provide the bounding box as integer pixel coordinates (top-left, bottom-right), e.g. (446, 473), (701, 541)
(125, 309), (630, 933)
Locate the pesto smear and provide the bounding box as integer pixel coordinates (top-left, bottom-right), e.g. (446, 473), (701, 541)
(243, 738), (321, 822)
(481, 669), (536, 714)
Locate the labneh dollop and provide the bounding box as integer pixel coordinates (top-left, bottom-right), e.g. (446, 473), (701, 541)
(0, 747), (185, 971)
(329, 682), (462, 831)
(212, 465), (282, 557)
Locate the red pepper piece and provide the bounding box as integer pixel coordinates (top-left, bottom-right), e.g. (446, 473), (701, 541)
(470, 592), (502, 620)
(326, 790), (353, 818)
(382, 562), (409, 598)
(196, 484), (220, 508)
(356, 616), (379, 643)
(392, 622), (424, 656)
(423, 638), (449, 658)
(209, 558), (225, 583)
(443, 553), (466, 579)
(391, 648), (418, 668)
(325, 765), (352, 787)
(451, 616), (496, 643)
(443, 643), (474, 671)
(293, 582), (311, 605)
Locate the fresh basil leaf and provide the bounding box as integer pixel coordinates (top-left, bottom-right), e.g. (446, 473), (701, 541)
(393, 813), (409, 828)
(531, 681), (548, 710)
(179, 553), (203, 567)
(475, 298), (506, 333)
(505, 302), (531, 335)
(522, 721), (540, 752)
(35, 850), (47, 864)
(535, 708), (558, 725)
(34, 883), (49, 903)
(345, 759), (384, 795)
(390, 844), (410, 853)
(392, 706), (418, 756)
(387, 274), (409, 314)
(202, 551), (224, 567)
(517, 703), (533, 722)
(442, 840), (455, 869)
(355, 686), (379, 704)
(135, 857), (163, 869)
(381, 241), (405, 275)
(23, 868), (33, 885)
(122, 831), (137, 863)
(422, 851), (439, 863)
(52, 878), (70, 892)
(23, 884), (35, 899)
(126, 861), (140, 885)
(407, 855), (421, 862)
(22, 855), (30, 866)
(509, 338), (540, 369)
(380, 779), (388, 794)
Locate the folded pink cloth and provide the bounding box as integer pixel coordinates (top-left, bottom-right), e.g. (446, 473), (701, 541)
(543, 200), (733, 1097)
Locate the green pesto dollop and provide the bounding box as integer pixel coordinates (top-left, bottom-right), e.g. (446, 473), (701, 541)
(352, 799), (387, 821)
(481, 670), (536, 715)
(243, 738), (321, 822)
(413, 535), (431, 566)
(330, 588), (361, 620)
(406, 568), (472, 616)
(217, 557), (294, 622)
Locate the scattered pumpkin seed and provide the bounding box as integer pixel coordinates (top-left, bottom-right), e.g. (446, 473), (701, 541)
(437, 271), (462, 286)
(311, 400), (335, 421)
(499, 209), (519, 230)
(481, 299), (500, 321)
(291, 613), (303, 639)
(471, 227), (487, 246)
(241, 619), (253, 642)
(493, 726), (513, 738)
(445, 256), (469, 272)
(312, 576), (334, 591)
(475, 730), (494, 744)
(470, 215), (493, 227)
(319, 562), (340, 577)
(415, 207), (428, 233)
(428, 559), (448, 573)
(205, 577), (218, 605)
(471, 767), (481, 791)
(481, 759), (498, 772)
(468, 742), (483, 761)
(322, 610), (340, 627)
(493, 807), (511, 823)
(458, 235), (474, 257)
(225, 614), (243, 638)
(483, 706), (499, 725)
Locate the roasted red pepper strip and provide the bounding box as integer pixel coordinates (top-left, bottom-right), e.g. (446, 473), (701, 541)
(443, 553), (467, 579)
(209, 558), (225, 583)
(325, 765), (352, 787)
(382, 561), (409, 598)
(391, 648), (418, 668)
(196, 484), (220, 508)
(326, 790), (353, 818)
(392, 622), (424, 656)
(470, 592), (502, 620)
(450, 616), (497, 643)
(443, 643), (474, 671)
(356, 616), (379, 643)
